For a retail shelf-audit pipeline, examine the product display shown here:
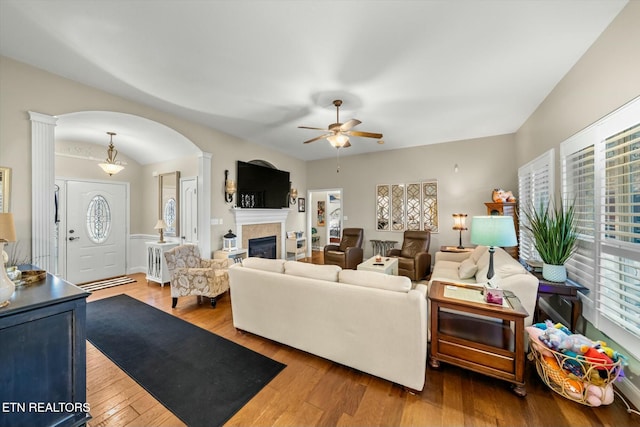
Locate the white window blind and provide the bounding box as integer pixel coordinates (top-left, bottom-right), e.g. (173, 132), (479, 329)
(560, 96), (640, 355)
(518, 149), (554, 263)
(562, 144), (596, 294)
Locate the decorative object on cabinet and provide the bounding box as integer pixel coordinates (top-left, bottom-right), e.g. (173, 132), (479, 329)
(376, 181), (438, 232)
(154, 219), (167, 243)
(146, 241), (179, 286)
(298, 197), (305, 212)
(159, 171), (180, 237)
(98, 131), (125, 176)
(492, 188), (517, 203)
(0, 269), (90, 427)
(0, 166), (11, 213)
(289, 185), (298, 205)
(485, 201), (519, 259)
(522, 199), (578, 283)
(224, 169), (236, 203)
(452, 213), (468, 249)
(223, 229), (238, 251)
(470, 216), (518, 281)
(0, 212), (17, 307)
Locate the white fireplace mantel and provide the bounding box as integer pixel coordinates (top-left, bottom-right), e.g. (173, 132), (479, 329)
(232, 207), (291, 226)
(231, 208), (291, 257)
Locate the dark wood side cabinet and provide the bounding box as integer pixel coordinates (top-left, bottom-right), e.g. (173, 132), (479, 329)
(0, 269), (90, 427)
(485, 202), (519, 259)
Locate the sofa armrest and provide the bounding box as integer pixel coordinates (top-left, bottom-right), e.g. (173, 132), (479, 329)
(201, 258), (230, 269)
(414, 252), (432, 276)
(344, 247), (364, 269)
(387, 248), (401, 257)
(434, 251), (472, 263)
(324, 244), (340, 253)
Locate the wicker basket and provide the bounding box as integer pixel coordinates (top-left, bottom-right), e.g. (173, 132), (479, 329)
(528, 337), (623, 406)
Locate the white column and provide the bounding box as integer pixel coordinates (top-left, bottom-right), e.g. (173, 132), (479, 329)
(198, 152), (212, 259)
(29, 112), (58, 272)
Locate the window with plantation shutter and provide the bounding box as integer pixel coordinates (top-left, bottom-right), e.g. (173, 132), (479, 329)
(518, 149), (554, 263)
(560, 96), (640, 356)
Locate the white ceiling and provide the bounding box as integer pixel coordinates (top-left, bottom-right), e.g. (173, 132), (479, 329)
(0, 0), (628, 163)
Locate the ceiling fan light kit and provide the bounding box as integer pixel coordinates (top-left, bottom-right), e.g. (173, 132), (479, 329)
(299, 99), (383, 149)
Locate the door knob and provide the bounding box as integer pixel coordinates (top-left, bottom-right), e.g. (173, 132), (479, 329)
(69, 236), (80, 241)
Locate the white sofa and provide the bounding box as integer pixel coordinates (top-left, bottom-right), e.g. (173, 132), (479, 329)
(428, 246), (539, 326)
(228, 257), (428, 391)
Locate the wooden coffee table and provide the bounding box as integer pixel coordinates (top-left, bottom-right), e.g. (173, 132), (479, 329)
(428, 281), (529, 396)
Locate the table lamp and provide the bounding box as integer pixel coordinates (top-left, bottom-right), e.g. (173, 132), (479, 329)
(470, 216), (517, 281)
(452, 213), (468, 249)
(0, 213), (17, 308)
(154, 219), (167, 243)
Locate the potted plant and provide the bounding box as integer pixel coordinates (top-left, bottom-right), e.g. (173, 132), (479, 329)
(523, 199), (578, 282)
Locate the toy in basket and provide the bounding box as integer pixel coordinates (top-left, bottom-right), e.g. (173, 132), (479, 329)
(526, 320), (627, 406)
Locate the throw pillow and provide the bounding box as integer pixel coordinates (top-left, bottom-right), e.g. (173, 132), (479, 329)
(469, 245), (488, 263)
(458, 258), (478, 279)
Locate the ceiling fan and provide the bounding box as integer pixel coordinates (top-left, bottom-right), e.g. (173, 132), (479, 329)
(299, 99), (383, 148)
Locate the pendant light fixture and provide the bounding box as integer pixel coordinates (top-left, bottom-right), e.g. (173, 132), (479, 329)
(98, 131), (125, 176)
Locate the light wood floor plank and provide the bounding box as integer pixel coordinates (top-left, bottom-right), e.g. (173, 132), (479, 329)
(83, 266), (636, 427)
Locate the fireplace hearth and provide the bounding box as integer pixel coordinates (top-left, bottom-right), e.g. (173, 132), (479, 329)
(248, 235), (277, 259)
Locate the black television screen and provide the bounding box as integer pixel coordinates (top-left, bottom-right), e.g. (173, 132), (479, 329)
(236, 161), (290, 208)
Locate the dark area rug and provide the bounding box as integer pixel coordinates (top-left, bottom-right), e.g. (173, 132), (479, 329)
(86, 294), (285, 427)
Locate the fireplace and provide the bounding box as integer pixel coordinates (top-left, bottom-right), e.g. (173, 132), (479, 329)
(248, 236), (277, 259)
(231, 208), (291, 259)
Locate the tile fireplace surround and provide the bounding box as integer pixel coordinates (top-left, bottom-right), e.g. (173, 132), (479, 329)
(231, 208), (291, 259)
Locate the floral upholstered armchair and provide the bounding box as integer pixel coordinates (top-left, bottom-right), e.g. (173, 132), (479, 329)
(164, 244), (230, 308)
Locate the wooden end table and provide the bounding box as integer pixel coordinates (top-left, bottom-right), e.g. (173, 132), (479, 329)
(533, 271), (588, 333)
(429, 281), (529, 396)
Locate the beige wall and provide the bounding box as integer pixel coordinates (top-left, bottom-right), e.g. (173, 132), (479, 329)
(515, 1), (640, 400)
(0, 55), (307, 253)
(307, 134), (518, 257)
(516, 1), (640, 172)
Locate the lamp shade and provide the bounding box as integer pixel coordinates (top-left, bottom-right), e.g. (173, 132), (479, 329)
(470, 216), (517, 248)
(0, 213), (16, 242)
(225, 179), (237, 194)
(452, 213), (468, 230)
(154, 219), (167, 230)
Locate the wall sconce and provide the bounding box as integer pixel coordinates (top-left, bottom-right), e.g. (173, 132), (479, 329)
(224, 169), (236, 203)
(289, 184), (298, 205)
(452, 213), (468, 249)
(154, 219), (167, 243)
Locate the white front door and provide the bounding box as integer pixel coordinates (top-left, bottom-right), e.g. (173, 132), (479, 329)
(181, 177), (198, 244)
(65, 180), (127, 284)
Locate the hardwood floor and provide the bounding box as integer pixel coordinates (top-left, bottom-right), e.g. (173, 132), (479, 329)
(85, 257), (637, 426)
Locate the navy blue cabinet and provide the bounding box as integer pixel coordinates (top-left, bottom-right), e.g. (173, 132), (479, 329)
(0, 270), (90, 427)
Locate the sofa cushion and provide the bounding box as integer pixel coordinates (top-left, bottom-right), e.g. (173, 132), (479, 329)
(339, 270), (411, 292)
(241, 257), (286, 273)
(469, 245), (489, 264)
(458, 258), (478, 279)
(284, 261), (341, 282)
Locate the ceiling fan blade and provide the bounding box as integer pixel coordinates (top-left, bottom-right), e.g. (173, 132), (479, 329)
(298, 126), (328, 131)
(340, 119), (361, 132)
(303, 134), (331, 144)
(347, 130), (383, 139)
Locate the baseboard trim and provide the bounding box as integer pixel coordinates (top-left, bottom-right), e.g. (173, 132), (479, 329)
(616, 377), (640, 412)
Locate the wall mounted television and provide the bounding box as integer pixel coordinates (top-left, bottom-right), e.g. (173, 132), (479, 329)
(236, 160), (290, 208)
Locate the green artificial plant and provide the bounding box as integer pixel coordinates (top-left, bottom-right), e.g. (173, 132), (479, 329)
(523, 199), (578, 266)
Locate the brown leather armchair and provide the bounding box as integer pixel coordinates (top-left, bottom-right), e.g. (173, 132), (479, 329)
(387, 230), (431, 280)
(323, 228), (364, 269)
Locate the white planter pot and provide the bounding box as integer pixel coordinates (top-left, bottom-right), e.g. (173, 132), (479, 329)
(542, 263), (567, 282)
